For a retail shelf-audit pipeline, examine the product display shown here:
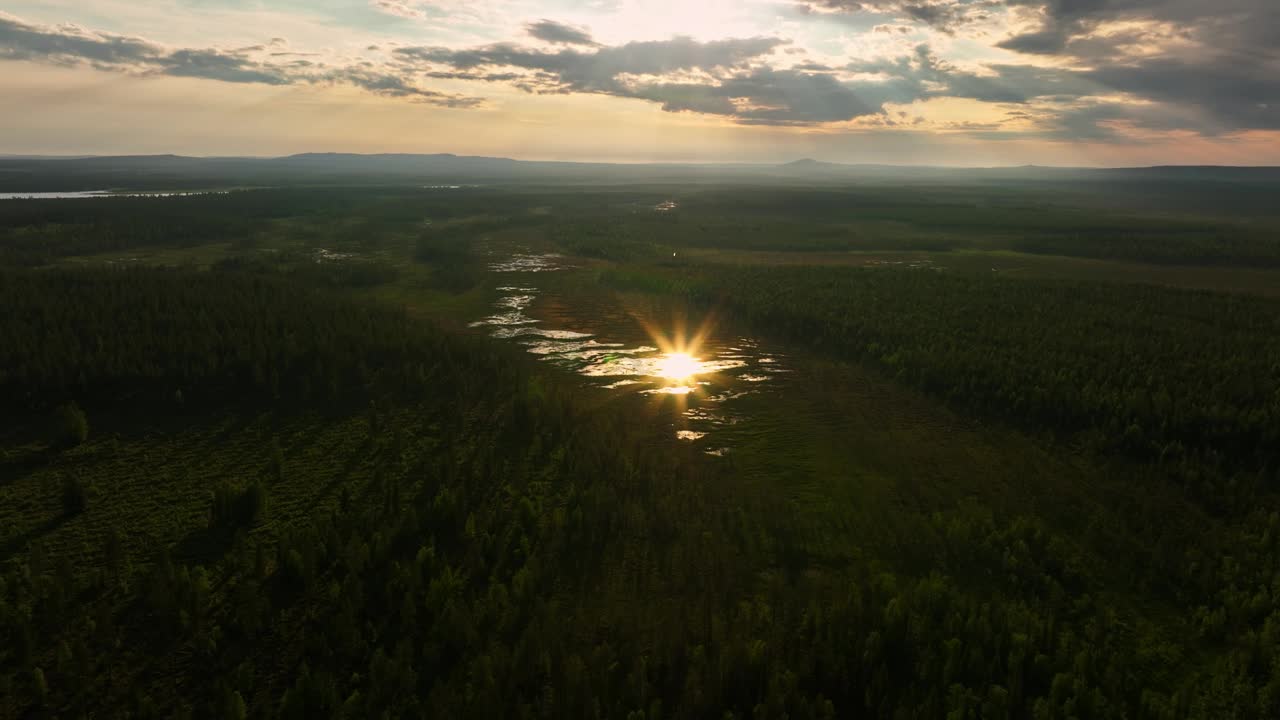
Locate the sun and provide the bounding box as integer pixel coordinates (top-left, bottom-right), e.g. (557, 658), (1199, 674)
(637, 308), (719, 389)
(655, 352), (702, 381)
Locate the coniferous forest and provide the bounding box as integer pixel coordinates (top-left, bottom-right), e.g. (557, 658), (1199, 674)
(3, 180), (1280, 719)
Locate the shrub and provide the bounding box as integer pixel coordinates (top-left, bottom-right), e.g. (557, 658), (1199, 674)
(61, 475), (88, 516)
(56, 402), (88, 448)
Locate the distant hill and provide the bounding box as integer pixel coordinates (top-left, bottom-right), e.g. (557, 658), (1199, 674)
(1, 152), (1278, 192)
(779, 158), (837, 169)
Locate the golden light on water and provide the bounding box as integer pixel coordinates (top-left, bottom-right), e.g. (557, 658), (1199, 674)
(655, 352), (702, 381)
(634, 306), (723, 400)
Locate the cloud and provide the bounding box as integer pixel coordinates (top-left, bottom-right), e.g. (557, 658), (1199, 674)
(160, 49), (290, 85)
(331, 67), (486, 106)
(795, 0), (1279, 137)
(3, 2), (1276, 141)
(390, 35), (904, 124)
(392, 33), (1109, 126)
(525, 20), (599, 47)
(994, 0), (1280, 133)
(873, 24), (915, 34)
(370, 0), (427, 20)
(396, 35), (789, 94)
(845, 44), (1096, 106)
(1082, 60), (1280, 132)
(0, 11), (481, 107)
(397, 36), (787, 89)
(997, 0), (1277, 59)
(637, 68), (883, 124)
(796, 0), (996, 32)
(0, 14), (160, 66)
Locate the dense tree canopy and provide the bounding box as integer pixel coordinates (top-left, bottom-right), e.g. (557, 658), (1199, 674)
(605, 265), (1280, 487)
(0, 268), (441, 409)
(3, 182), (1280, 719)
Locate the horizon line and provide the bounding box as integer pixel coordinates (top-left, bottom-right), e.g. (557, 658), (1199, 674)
(3, 152), (1280, 172)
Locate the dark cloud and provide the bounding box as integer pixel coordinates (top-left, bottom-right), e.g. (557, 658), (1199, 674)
(525, 20), (599, 47)
(395, 34), (1114, 125)
(995, 26), (1068, 54)
(329, 67), (485, 106)
(392, 36), (906, 124)
(397, 36), (786, 91)
(873, 24), (915, 33)
(994, 0), (1280, 134)
(799, 0), (1279, 136)
(1083, 60), (1280, 131)
(796, 0), (996, 32)
(0, 15), (159, 65)
(396, 36), (1100, 125)
(0, 14), (292, 85)
(847, 45), (1097, 106)
(0, 11), (481, 106)
(1027, 99), (1209, 142)
(158, 49), (288, 85)
(636, 68), (881, 124)
(841, 42), (1270, 140)
(998, 0), (1277, 59)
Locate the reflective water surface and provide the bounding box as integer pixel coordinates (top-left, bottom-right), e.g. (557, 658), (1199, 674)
(0, 191), (114, 200)
(472, 253), (787, 447)
(0, 190), (230, 200)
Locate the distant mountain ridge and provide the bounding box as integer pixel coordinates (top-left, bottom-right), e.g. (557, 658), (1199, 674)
(1, 152), (1278, 192)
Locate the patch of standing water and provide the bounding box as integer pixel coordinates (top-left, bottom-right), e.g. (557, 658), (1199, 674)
(491, 327), (592, 340)
(314, 248), (356, 262)
(0, 190), (230, 200)
(470, 253), (788, 446)
(488, 253), (566, 273)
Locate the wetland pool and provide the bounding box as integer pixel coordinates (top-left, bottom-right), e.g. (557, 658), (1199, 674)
(471, 253), (790, 451)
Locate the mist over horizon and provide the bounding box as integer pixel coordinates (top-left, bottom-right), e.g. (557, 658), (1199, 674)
(6, 150), (1280, 170)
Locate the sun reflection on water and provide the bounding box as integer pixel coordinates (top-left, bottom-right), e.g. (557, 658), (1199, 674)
(473, 270), (787, 447)
(655, 352), (702, 381)
(647, 385), (696, 395)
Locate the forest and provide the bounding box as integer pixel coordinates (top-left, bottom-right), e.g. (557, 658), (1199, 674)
(600, 266), (1280, 502)
(2, 182), (1280, 719)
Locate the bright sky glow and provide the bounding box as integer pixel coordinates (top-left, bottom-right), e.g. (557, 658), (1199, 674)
(0, 0), (1277, 164)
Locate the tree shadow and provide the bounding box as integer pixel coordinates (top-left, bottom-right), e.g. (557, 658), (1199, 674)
(173, 524), (239, 564)
(0, 443), (124, 489)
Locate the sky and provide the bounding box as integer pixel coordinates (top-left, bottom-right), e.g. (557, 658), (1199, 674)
(0, 0), (1277, 165)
